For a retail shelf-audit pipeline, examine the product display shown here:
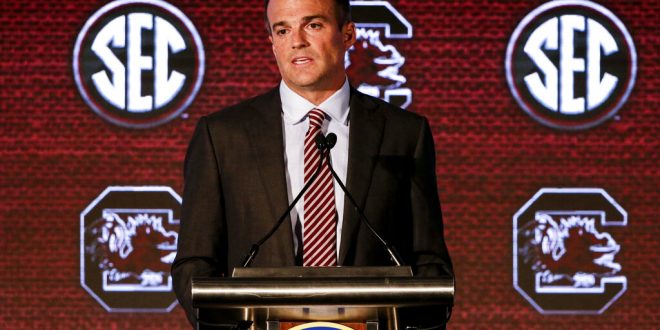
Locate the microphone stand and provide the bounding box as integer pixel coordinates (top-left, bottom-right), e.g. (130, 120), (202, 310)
(240, 135), (330, 267)
(323, 134), (404, 266)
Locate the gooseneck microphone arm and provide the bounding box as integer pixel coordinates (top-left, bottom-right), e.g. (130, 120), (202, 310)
(240, 134), (331, 267)
(323, 133), (404, 267)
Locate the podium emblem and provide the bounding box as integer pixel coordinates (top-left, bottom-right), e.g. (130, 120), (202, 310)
(290, 322), (356, 330)
(513, 188), (627, 314)
(80, 186), (181, 312)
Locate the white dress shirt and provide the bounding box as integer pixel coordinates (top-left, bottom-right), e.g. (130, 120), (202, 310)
(280, 79), (350, 257)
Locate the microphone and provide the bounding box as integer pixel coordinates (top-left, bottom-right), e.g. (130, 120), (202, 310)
(315, 132), (336, 150)
(325, 133), (337, 149)
(323, 133), (405, 266)
(240, 133), (331, 267)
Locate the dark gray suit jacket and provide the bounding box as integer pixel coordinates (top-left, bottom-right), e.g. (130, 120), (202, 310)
(172, 87), (453, 325)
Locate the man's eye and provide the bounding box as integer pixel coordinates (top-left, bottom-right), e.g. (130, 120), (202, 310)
(275, 29), (288, 36)
(308, 23), (322, 29)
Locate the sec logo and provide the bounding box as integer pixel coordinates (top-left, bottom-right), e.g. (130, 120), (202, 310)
(73, 0), (204, 128)
(513, 188), (627, 314)
(505, 0), (636, 130)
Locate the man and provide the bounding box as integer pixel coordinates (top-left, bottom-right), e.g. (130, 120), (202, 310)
(172, 0), (453, 326)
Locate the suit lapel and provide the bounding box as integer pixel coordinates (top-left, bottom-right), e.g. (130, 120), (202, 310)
(338, 90), (385, 264)
(244, 88), (295, 266)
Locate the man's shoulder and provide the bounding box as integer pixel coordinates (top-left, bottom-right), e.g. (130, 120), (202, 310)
(352, 89), (427, 124)
(204, 87), (280, 124)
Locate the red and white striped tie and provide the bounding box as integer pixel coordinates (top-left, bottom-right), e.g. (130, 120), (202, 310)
(302, 108), (337, 267)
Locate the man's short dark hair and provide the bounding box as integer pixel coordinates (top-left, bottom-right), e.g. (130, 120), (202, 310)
(264, 0), (352, 33)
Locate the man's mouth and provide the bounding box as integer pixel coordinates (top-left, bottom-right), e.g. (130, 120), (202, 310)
(292, 57), (312, 65)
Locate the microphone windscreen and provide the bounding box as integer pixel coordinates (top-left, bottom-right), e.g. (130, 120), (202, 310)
(314, 133), (327, 150)
(326, 133), (337, 149)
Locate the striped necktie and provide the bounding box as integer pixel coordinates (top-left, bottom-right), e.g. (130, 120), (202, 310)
(302, 108), (337, 267)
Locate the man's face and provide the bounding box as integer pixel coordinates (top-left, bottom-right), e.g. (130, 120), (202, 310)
(267, 0), (355, 97)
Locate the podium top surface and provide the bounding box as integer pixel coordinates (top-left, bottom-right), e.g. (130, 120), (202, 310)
(192, 267), (454, 309)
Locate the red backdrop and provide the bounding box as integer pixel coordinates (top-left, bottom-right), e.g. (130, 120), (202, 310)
(0, 0), (657, 328)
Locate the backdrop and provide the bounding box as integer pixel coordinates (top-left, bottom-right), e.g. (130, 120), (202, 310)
(1, 0), (657, 328)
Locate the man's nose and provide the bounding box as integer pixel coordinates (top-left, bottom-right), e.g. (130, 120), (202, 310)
(291, 29), (309, 49)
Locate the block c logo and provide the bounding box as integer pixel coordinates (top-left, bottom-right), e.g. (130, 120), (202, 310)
(81, 186), (181, 312)
(505, 0), (636, 130)
(513, 188), (627, 314)
(73, 0), (204, 128)
(347, 1), (413, 109)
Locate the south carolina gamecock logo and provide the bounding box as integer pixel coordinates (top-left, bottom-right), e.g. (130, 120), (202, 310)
(347, 1), (412, 109)
(513, 188), (627, 314)
(81, 186), (181, 312)
(87, 211), (177, 291)
(527, 214), (621, 290)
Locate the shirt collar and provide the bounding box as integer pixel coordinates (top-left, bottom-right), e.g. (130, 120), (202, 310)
(280, 78), (350, 126)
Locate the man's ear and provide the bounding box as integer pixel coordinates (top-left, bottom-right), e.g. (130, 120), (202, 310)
(343, 22), (356, 50)
(269, 35), (276, 54)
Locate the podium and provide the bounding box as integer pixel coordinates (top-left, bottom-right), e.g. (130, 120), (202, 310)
(192, 267), (454, 330)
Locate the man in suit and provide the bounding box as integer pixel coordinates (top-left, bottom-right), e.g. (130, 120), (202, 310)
(172, 0), (453, 326)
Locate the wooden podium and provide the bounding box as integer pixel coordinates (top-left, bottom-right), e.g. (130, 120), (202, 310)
(192, 267), (454, 330)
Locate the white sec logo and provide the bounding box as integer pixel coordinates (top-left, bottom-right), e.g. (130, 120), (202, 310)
(505, 0), (636, 130)
(73, 0), (204, 128)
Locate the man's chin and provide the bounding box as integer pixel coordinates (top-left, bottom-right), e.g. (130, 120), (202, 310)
(283, 77), (322, 90)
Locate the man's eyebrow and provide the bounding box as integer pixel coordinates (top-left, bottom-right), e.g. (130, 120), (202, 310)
(271, 21), (287, 30)
(271, 15), (329, 30)
(301, 15), (329, 23)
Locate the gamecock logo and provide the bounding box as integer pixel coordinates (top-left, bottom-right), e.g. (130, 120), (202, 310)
(88, 211), (177, 291)
(530, 214), (621, 290)
(513, 188), (627, 314)
(81, 186), (181, 312)
(347, 1), (412, 109)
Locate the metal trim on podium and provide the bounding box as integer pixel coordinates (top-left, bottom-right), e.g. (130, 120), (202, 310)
(192, 267), (454, 330)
